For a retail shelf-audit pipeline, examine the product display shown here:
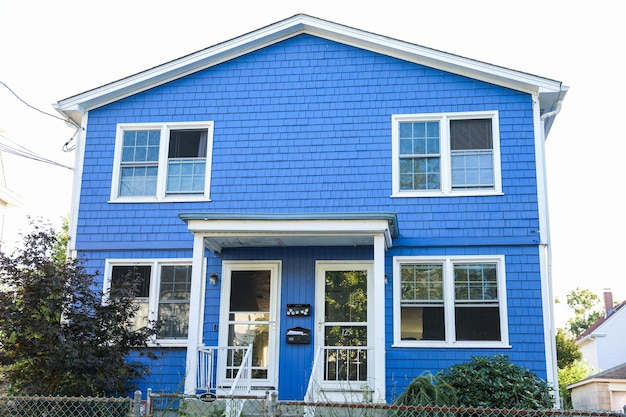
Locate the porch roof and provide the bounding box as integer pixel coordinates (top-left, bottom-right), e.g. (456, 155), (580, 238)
(179, 212), (398, 253)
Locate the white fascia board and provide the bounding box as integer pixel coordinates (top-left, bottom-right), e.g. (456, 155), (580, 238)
(186, 218), (391, 236)
(54, 14), (566, 124)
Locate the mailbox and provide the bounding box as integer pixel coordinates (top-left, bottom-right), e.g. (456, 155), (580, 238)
(286, 327), (311, 344)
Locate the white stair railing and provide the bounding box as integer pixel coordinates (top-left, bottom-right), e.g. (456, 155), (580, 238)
(197, 345), (252, 417)
(305, 346), (323, 403)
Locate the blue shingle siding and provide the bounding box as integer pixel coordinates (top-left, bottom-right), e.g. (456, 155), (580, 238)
(76, 33), (548, 400)
(79, 34), (537, 249)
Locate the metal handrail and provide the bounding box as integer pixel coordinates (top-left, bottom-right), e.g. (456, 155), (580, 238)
(197, 345), (253, 395)
(305, 346), (323, 402)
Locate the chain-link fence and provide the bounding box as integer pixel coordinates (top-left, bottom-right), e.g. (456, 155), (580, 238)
(1, 392), (624, 417)
(0, 394), (134, 416)
(145, 390), (626, 417)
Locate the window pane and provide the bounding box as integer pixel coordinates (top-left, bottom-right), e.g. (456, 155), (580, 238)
(111, 265), (152, 331)
(454, 263), (498, 301)
(325, 270), (367, 323)
(451, 150), (494, 189)
(166, 129), (207, 194)
(401, 264), (443, 301)
(122, 130), (160, 163)
(120, 166), (158, 196)
(450, 119), (492, 150)
(158, 265), (192, 339)
(455, 306), (500, 340)
(111, 265), (151, 297)
(169, 129), (207, 158)
(401, 306), (445, 341)
(158, 302), (190, 339)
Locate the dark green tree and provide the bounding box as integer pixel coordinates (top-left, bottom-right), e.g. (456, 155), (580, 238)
(555, 328), (581, 369)
(565, 288), (602, 337)
(437, 354), (554, 409)
(0, 220), (158, 396)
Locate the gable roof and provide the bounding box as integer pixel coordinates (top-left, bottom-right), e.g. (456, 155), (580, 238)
(577, 300), (626, 342)
(54, 14), (567, 132)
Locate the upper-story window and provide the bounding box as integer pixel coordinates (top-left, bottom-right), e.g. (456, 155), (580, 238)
(112, 122), (213, 202)
(393, 255), (509, 348)
(392, 112), (501, 197)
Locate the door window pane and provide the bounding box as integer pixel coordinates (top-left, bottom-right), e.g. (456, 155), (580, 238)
(228, 270), (271, 380)
(325, 270), (367, 322)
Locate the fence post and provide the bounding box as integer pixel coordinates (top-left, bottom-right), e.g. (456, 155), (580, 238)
(131, 390), (142, 417)
(268, 390), (278, 417)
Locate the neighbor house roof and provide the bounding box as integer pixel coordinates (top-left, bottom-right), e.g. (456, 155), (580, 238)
(54, 14), (568, 133)
(577, 301), (626, 342)
(568, 363), (626, 389)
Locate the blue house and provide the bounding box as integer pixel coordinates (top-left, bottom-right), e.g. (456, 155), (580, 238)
(54, 14), (568, 403)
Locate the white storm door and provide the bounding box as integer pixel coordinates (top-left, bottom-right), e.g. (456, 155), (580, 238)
(315, 261), (373, 391)
(219, 261), (281, 389)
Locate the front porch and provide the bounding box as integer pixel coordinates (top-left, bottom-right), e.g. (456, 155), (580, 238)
(178, 212), (398, 402)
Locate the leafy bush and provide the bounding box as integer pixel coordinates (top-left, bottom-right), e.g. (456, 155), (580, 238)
(437, 354), (554, 409)
(395, 355), (554, 409)
(394, 372), (457, 406)
(0, 220), (158, 396)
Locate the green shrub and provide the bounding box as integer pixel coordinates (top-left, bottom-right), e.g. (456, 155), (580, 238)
(437, 354), (554, 409)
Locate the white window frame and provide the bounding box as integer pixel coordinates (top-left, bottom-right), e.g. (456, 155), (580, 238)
(391, 111), (502, 197)
(104, 258), (201, 347)
(111, 121), (214, 202)
(392, 255), (509, 348)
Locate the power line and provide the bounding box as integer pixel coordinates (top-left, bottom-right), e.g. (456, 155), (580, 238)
(0, 134), (73, 171)
(0, 80), (81, 152)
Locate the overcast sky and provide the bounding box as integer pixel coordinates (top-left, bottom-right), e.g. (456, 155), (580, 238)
(1, 0), (623, 326)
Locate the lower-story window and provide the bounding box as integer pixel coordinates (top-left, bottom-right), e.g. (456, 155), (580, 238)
(393, 255), (508, 347)
(106, 259), (193, 346)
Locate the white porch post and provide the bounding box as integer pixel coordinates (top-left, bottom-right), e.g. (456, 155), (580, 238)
(373, 233), (386, 401)
(184, 233), (206, 394)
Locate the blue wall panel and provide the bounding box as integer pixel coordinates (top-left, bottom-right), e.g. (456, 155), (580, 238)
(75, 32), (548, 401)
(79, 33), (537, 250)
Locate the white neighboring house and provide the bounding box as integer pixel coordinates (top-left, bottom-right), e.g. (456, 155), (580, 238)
(576, 290), (626, 373)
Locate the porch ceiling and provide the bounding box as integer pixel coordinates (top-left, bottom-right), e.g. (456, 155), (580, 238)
(179, 212), (398, 253)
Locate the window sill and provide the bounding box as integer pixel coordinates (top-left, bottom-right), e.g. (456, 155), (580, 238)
(150, 339), (188, 348)
(392, 341), (511, 349)
(109, 196), (212, 204)
(391, 190), (504, 198)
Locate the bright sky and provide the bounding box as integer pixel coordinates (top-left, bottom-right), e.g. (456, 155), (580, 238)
(0, 0), (623, 327)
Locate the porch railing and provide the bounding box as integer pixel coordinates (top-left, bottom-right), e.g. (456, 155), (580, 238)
(305, 345), (370, 403)
(197, 344), (253, 396)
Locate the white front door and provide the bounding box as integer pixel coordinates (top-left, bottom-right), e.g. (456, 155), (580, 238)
(315, 261), (373, 400)
(219, 261), (281, 390)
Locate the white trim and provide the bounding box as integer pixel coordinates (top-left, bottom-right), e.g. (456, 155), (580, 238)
(68, 113), (87, 254)
(392, 255), (510, 348)
(217, 260), (282, 390)
(314, 260), (377, 400)
(533, 93), (559, 405)
(185, 234), (208, 393)
(110, 121), (214, 202)
(391, 111), (502, 197)
(103, 258), (199, 348)
(54, 15), (566, 126)
(186, 217), (395, 251)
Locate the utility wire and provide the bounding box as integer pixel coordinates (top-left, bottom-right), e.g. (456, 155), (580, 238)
(0, 80), (81, 152)
(0, 134), (73, 171)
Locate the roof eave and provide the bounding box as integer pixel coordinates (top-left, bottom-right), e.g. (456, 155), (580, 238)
(54, 14), (567, 125)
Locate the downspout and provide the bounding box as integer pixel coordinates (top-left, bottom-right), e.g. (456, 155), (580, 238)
(536, 93), (565, 408)
(541, 99), (564, 122)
